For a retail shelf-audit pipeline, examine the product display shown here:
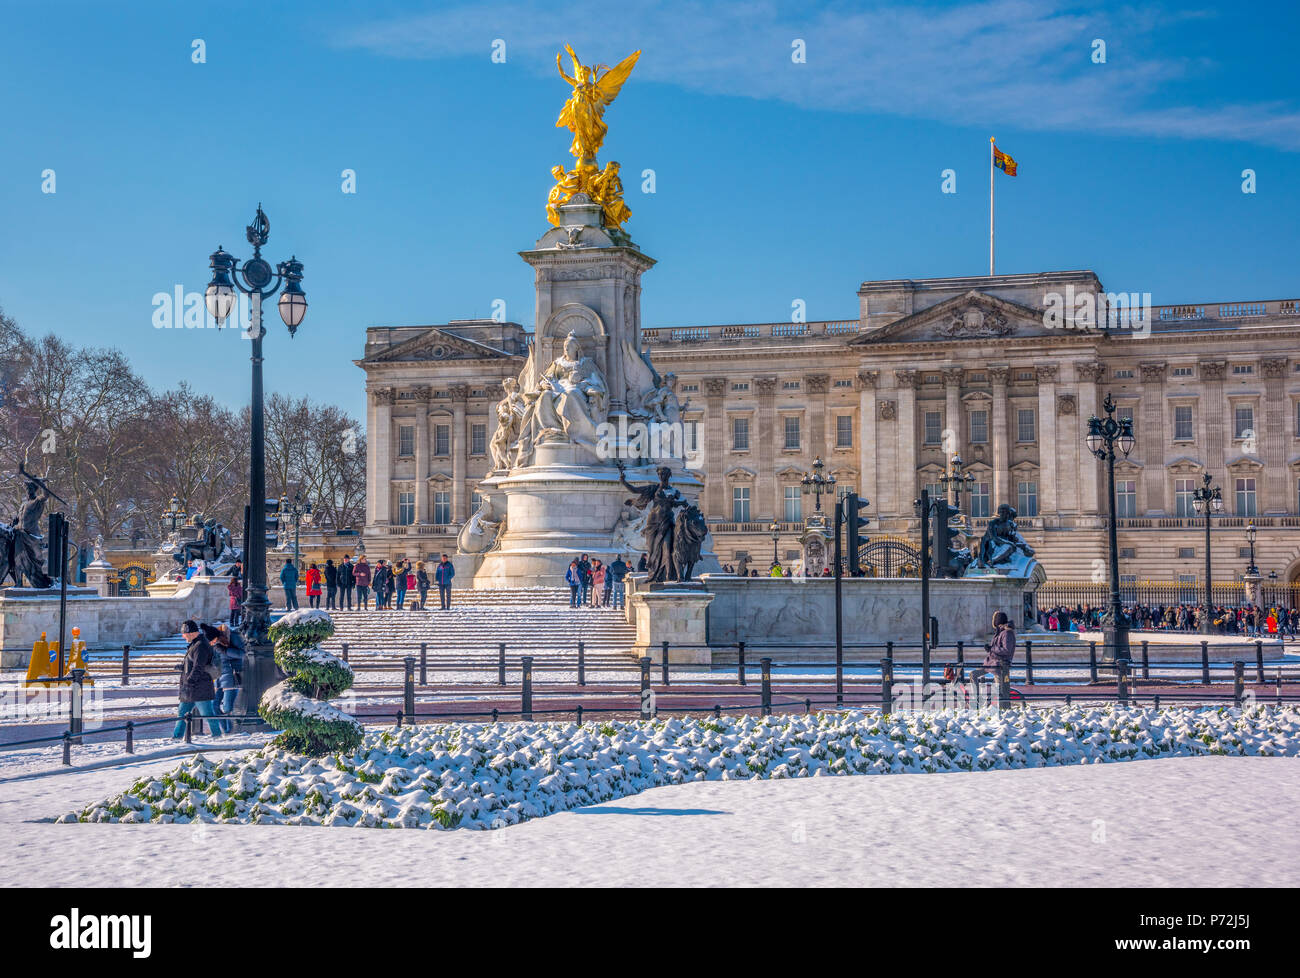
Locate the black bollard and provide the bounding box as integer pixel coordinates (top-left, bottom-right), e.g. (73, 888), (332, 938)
(737, 641), (746, 685)
(996, 662), (1011, 710)
(1024, 640), (1035, 685)
(403, 656), (416, 719)
(419, 643), (428, 686)
(125, 720), (134, 754)
(340, 641), (349, 664)
(1255, 640), (1265, 684)
(62, 731), (71, 766)
(577, 641), (585, 687)
(1141, 640), (1150, 680)
(521, 656), (534, 721)
(1088, 642), (1098, 683)
(498, 642), (506, 686)
(880, 657), (894, 714)
(1233, 660), (1245, 708)
(576, 704), (584, 725)
(121, 644), (131, 687)
(639, 657), (652, 719)
(760, 658), (772, 716)
(1200, 641), (1210, 685)
(69, 667), (85, 745)
(1117, 659), (1129, 706)
(662, 640), (670, 686)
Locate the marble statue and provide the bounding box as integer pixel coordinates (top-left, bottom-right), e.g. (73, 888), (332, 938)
(975, 503), (1036, 577)
(458, 494), (506, 555)
(513, 331), (608, 464)
(489, 377), (527, 472)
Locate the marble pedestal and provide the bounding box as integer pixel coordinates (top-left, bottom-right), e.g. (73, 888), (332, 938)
(629, 587), (714, 666)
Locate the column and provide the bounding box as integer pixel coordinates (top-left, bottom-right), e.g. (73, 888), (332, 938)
(1074, 361), (1104, 520)
(989, 367), (1009, 510)
(1036, 364), (1058, 519)
(450, 385), (468, 523)
(895, 370), (919, 519)
(806, 373), (830, 461)
(1139, 363), (1167, 513)
(857, 370), (879, 506)
(1261, 357), (1288, 513)
(942, 367), (964, 458)
(372, 387), (394, 525)
(755, 377), (777, 519)
(414, 385), (431, 523)
(1200, 360), (1228, 476)
(704, 378), (727, 518)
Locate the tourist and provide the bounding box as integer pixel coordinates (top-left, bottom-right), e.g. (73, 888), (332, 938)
(172, 619), (222, 739)
(185, 559), (197, 580)
(338, 555), (355, 610)
(395, 559), (408, 610)
(324, 558), (338, 610)
(769, 563), (783, 578)
(373, 560), (391, 609)
(566, 559), (582, 607)
(227, 574), (243, 628)
(416, 561), (430, 609)
(970, 611), (1016, 687)
(211, 623), (244, 732)
(590, 559), (605, 606)
(608, 554), (628, 609)
(305, 562), (322, 609)
(280, 559), (299, 610)
(637, 553), (648, 573)
(354, 555), (372, 609)
(435, 553), (455, 609)
(602, 558), (614, 606)
(577, 553), (592, 606)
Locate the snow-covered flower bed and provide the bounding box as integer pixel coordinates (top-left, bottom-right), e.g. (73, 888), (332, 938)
(60, 705), (1299, 830)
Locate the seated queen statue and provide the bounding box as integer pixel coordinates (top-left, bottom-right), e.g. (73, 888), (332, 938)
(514, 331), (608, 463)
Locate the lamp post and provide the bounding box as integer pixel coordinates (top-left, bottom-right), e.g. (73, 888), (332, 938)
(1190, 473), (1224, 634)
(280, 490), (313, 571)
(1085, 393), (1136, 661)
(1242, 520), (1261, 610)
(769, 520), (780, 570)
(800, 457), (836, 516)
(204, 204), (307, 721)
(939, 452), (975, 513)
(162, 495), (186, 536)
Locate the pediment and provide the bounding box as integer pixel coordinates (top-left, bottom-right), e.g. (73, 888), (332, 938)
(368, 327), (517, 363)
(851, 290), (1048, 345)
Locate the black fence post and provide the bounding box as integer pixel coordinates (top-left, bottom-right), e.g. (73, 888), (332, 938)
(1200, 640), (1210, 685)
(1088, 642), (1098, 683)
(1233, 660), (1245, 708)
(125, 720), (134, 754)
(737, 641), (746, 685)
(1116, 659), (1129, 706)
(577, 641), (586, 687)
(760, 658), (772, 716)
(340, 641), (349, 664)
(880, 657), (894, 714)
(498, 643), (507, 686)
(184, 711), (193, 744)
(521, 655), (534, 721)
(1024, 640), (1035, 685)
(403, 656), (416, 719)
(996, 662), (1011, 710)
(956, 640), (965, 679)
(491, 707), (499, 724)
(121, 644), (130, 686)
(639, 657), (652, 720)
(661, 640), (670, 686)
(576, 704), (584, 725)
(68, 667), (85, 745)
(1255, 640), (1265, 684)
(419, 642), (428, 686)
(62, 731), (71, 766)
(396, 709), (404, 728)
(1141, 640), (1150, 680)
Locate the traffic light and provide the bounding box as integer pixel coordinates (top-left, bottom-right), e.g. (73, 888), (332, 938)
(265, 497), (282, 548)
(931, 496), (971, 578)
(844, 492), (871, 576)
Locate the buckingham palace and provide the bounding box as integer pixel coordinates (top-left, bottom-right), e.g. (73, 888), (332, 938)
(357, 268), (1300, 592)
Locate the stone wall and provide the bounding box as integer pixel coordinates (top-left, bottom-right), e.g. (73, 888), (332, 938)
(0, 577), (231, 668)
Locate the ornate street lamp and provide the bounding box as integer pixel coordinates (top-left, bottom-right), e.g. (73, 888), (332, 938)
(769, 520), (780, 569)
(204, 204), (307, 721)
(800, 457), (836, 515)
(162, 495), (186, 536)
(1245, 521), (1259, 577)
(939, 452), (975, 513)
(1190, 473), (1224, 634)
(1085, 393), (1136, 661)
(281, 490), (313, 570)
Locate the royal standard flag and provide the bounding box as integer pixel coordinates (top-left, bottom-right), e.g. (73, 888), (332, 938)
(993, 144), (1018, 176)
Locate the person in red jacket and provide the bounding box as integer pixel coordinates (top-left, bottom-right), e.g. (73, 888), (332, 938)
(305, 563), (323, 609)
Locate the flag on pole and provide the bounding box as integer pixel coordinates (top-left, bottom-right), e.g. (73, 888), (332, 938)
(993, 144), (1018, 176)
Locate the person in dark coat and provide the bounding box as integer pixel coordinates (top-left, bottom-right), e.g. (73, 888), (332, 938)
(435, 554), (455, 609)
(373, 560), (391, 609)
(210, 623), (244, 732)
(227, 576), (243, 628)
(970, 611), (1015, 686)
(338, 555), (355, 610)
(324, 558), (339, 610)
(172, 620), (222, 738)
(279, 560), (299, 610)
(353, 556), (371, 609)
(416, 561), (430, 609)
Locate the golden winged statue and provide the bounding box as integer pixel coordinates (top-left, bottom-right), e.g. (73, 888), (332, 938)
(548, 46), (640, 231)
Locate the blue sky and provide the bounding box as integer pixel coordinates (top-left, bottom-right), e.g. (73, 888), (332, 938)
(1, 0), (1297, 421)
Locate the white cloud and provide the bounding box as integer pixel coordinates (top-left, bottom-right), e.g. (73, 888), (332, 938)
(333, 0), (1300, 151)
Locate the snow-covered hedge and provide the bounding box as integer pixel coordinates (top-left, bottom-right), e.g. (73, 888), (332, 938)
(259, 610), (361, 757)
(61, 705), (1299, 830)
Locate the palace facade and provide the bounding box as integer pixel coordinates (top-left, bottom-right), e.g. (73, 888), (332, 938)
(357, 270), (1300, 589)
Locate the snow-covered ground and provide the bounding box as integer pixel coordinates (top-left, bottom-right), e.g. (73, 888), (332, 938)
(1, 751), (1294, 886)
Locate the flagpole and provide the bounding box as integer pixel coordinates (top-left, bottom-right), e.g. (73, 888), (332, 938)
(989, 136), (995, 276)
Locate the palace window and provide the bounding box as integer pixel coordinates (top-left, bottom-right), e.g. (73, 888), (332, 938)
(968, 372), (987, 383)
(924, 482), (943, 501)
(1017, 408), (1036, 443)
(1174, 405), (1194, 441)
(732, 486), (751, 522)
(970, 482), (990, 518)
(783, 416), (801, 450)
(924, 411), (942, 444)
(1232, 364), (1254, 375)
(732, 417), (750, 451)
(470, 423), (487, 456)
(1114, 369), (1134, 379)
(680, 383), (699, 393)
(433, 491), (451, 525)
(1016, 370), (1034, 381)
(833, 379), (854, 388)
(1017, 481), (1038, 517)
(1234, 406), (1254, 440)
(397, 425), (415, 458)
(1172, 366), (1194, 377)
(1116, 480), (1137, 518)
(731, 382), (749, 393)
(783, 486), (802, 522)
(1174, 478), (1196, 517)
(434, 424), (451, 456)
(783, 381), (801, 391)
(1178, 548), (1195, 559)
(1120, 548), (1136, 559)
(836, 415), (853, 448)
(1235, 477), (1257, 516)
(685, 420), (699, 452)
(969, 410), (988, 444)
(397, 492), (415, 526)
